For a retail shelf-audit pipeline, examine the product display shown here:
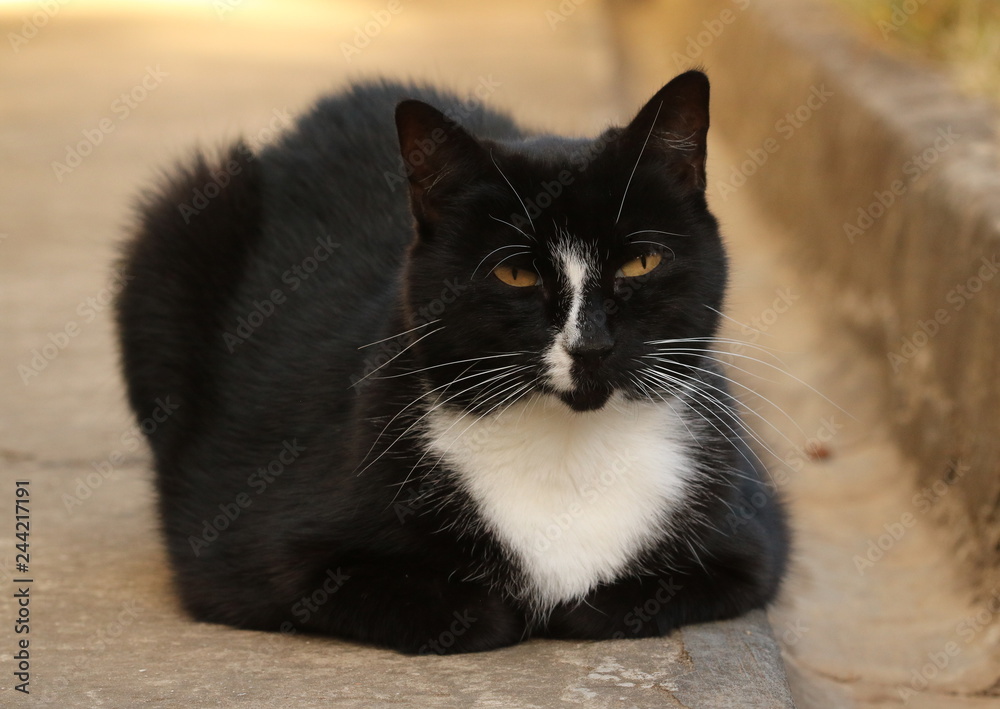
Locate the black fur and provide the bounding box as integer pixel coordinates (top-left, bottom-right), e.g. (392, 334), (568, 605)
(116, 73), (788, 654)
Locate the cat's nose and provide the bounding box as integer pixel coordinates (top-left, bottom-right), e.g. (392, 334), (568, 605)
(568, 321), (614, 367)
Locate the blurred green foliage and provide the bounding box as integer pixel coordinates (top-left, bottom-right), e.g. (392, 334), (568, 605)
(837, 0), (1000, 103)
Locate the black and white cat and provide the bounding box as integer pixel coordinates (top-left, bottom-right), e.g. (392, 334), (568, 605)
(116, 70), (788, 654)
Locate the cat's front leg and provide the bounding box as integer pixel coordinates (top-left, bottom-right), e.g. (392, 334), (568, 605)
(541, 572), (741, 640)
(542, 545), (783, 640)
(291, 561), (528, 654)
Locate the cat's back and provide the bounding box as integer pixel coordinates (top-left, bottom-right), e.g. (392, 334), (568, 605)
(116, 80), (522, 461)
(258, 80), (522, 264)
(239, 81), (525, 329)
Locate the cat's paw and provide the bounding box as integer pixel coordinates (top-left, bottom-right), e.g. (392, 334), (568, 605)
(409, 590), (527, 655)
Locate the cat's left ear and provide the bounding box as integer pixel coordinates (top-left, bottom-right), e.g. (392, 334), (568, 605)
(395, 100), (488, 230)
(620, 70), (710, 193)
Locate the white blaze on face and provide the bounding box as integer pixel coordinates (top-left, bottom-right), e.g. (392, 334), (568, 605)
(544, 238), (595, 393)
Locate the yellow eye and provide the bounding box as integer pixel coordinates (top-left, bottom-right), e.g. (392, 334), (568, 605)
(617, 252), (662, 278)
(493, 265), (539, 287)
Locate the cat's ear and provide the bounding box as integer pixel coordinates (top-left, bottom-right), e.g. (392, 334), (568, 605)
(620, 70), (710, 193)
(395, 100), (487, 228)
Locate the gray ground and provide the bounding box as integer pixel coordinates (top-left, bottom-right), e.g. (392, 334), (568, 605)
(1, 1), (996, 707)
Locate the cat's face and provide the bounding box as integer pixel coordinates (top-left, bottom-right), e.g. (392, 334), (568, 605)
(396, 71), (726, 414)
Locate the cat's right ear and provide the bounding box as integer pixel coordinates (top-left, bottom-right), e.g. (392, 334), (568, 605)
(395, 100), (487, 231)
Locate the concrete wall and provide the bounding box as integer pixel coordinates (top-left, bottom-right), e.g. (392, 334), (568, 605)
(609, 0), (1000, 591)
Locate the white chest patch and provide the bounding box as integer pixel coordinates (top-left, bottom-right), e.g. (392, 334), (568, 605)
(422, 393), (695, 610)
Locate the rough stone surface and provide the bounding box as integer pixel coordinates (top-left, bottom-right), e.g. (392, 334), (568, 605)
(0, 1), (794, 706)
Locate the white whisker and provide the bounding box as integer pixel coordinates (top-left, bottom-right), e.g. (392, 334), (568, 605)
(350, 325), (445, 387)
(627, 370), (700, 445)
(623, 229), (689, 240)
(615, 100), (663, 225)
(629, 240), (676, 260)
(703, 304), (776, 340)
(357, 319), (441, 349)
(356, 363), (532, 477)
(490, 215), (537, 244)
(391, 376), (537, 503)
(645, 335), (786, 359)
(642, 365), (787, 475)
(490, 150), (534, 233)
(645, 344), (854, 420)
(638, 366), (775, 484)
(473, 244), (532, 279)
(645, 357), (807, 442)
(374, 351), (528, 381)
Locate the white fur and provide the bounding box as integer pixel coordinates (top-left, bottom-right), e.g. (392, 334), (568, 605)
(542, 240), (593, 393)
(422, 393), (694, 610)
(558, 245), (589, 347)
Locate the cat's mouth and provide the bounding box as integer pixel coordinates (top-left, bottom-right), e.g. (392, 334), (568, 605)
(559, 385), (613, 412)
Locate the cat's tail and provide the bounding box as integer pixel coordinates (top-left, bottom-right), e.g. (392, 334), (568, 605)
(115, 142), (262, 469)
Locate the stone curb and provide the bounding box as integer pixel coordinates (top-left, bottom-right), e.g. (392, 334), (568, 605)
(609, 0), (1000, 590)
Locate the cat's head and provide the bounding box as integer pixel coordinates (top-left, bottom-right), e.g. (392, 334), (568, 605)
(394, 71), (726, 414)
